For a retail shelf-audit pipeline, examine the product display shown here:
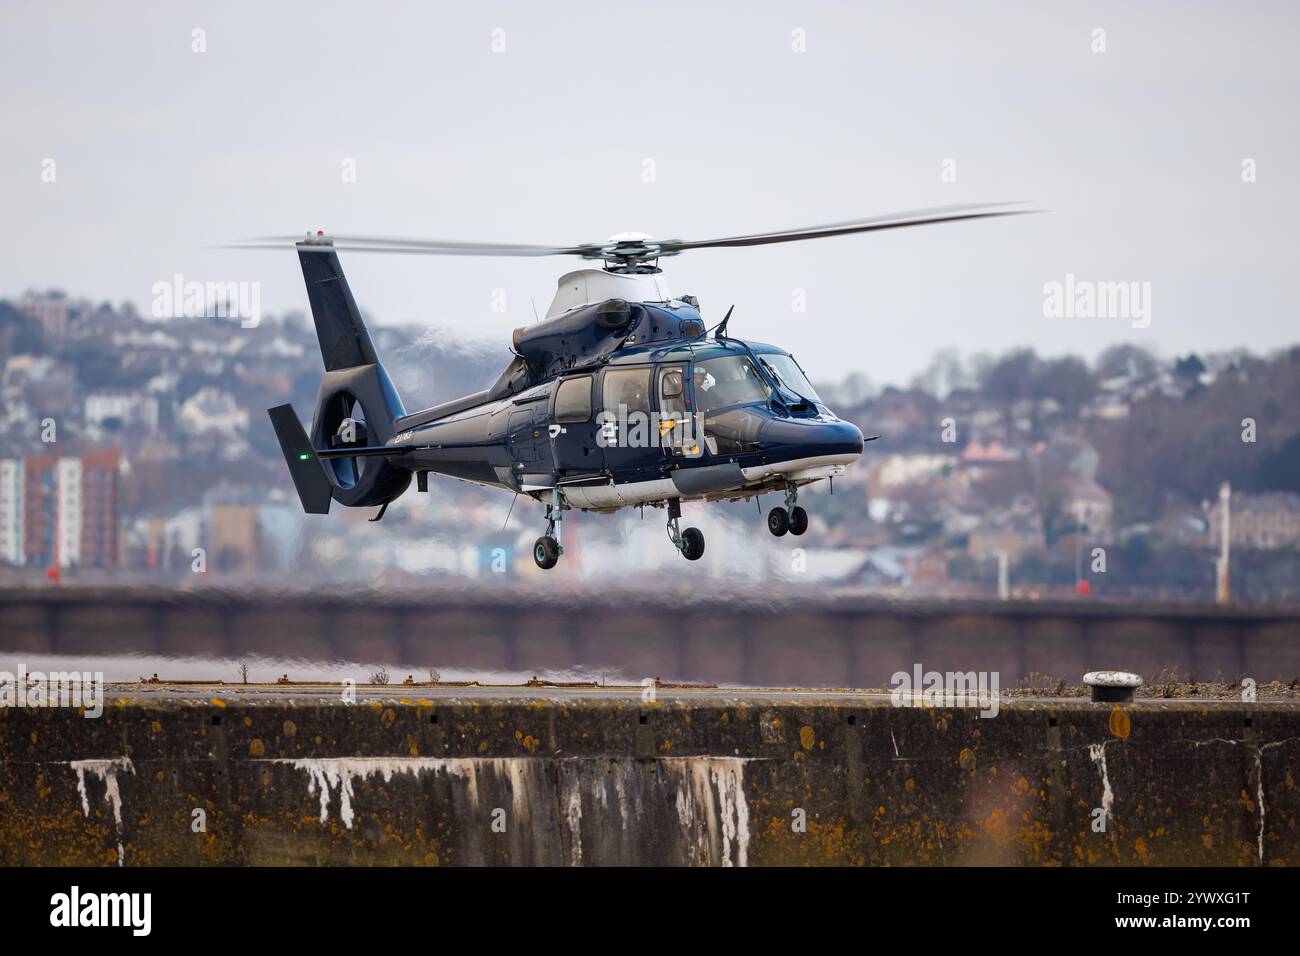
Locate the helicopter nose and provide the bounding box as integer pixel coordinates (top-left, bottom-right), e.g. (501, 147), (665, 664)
(758, 417), (865, 460)
(812, 419), (865, 457)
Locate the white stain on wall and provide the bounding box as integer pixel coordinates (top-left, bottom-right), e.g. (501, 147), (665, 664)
(69, 756), (134, 866)
(271, 755), (753, 866)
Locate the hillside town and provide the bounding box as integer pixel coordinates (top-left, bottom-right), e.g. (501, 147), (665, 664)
(2, 288), (1299, 602)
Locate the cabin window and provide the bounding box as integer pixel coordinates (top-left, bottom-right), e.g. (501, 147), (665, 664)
(602, 368), (652, 416)
(554, 376), (593, 423)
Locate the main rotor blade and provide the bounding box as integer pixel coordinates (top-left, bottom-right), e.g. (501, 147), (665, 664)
(226, 203), (1036, 259)
(229, 235), (603, 258)
(655, 203), (1036, 253)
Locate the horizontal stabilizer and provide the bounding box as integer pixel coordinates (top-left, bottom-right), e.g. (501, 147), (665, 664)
(268, 404), (334, 514)
(316, 444), (414, 460)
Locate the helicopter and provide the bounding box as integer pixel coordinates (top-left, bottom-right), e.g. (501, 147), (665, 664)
(245, 203), (1027, 569)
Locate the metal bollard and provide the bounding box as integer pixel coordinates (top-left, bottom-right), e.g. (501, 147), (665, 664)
(1083, 670), (1142, 703)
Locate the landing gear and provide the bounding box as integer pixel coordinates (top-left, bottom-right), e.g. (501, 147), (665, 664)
(533, 488), (569, 570)
(680, 527), (705, 561)
(533, 535), (560, 569)
(666, 498), (705, 561)
(789, 506), (808, 536)
(767, 483), (808, 537)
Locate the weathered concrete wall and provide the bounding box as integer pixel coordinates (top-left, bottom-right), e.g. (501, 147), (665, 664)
(3, 588), (1299, 684)
(2, 691), (1296, 866)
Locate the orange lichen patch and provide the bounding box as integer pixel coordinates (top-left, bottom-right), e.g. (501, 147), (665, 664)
(29, 731), (38, 745)
(959, 748), (977, 771)
(380, 708), (396, 728)
(799, 725), (815, 750)
(209, 698), (226, 708)
(150, 721), (161, 734)
(407, 736), (420, 758)
(660, 738), (673, 751)
(1133, 836), (1151, 863)
(982, 808), (1010, 837)
(1108, 707), (1131, 739)
(248, 738), (265, 757)
(243, 716), (253, 727)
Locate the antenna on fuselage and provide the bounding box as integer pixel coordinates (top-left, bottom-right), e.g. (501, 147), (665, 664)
(710, 305), (735, 339)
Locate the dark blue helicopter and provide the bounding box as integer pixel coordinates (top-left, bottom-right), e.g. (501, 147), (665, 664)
(249, 204), (1025, 569)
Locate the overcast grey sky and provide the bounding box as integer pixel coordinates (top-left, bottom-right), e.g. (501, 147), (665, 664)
(2, 0), (1296, 386)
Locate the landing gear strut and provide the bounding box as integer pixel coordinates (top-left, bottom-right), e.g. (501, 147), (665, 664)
(767, 482), (808, 537)
(533, 488), (568, 570)
(666, 498), (705, 561)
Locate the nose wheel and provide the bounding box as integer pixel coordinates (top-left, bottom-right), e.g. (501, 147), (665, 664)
(533, 488), (568, 570)
(767, 484), (809, 537)
(666, 498), (705, 561)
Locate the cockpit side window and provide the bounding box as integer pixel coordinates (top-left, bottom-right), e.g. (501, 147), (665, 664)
(694, 356), (771, 414)
(659, 367), (686, 418)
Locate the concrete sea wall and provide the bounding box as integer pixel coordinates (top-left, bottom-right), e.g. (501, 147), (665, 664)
(1, 691), (1296, 866)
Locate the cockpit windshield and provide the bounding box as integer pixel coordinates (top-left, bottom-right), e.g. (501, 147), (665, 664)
(759, 354), (821, 402)
(693, 356), (771, 414)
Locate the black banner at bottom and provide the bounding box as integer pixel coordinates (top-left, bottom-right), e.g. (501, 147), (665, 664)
(0, 865), (1289, 940)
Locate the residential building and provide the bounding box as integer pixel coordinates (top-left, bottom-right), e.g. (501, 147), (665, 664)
(1207, 491), (1300, 550)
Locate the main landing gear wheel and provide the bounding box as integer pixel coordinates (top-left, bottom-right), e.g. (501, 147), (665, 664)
(789, 505), (808, 536)
(767, 507), (790, 537)
(665, 498), (704, 561)
(680, 527), (705, 561)
(533, 488), (568, 570)
(533, 535), (560, 570)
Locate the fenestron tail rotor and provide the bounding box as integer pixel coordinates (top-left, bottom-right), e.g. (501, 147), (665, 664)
(227, 202), (1036, 273)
